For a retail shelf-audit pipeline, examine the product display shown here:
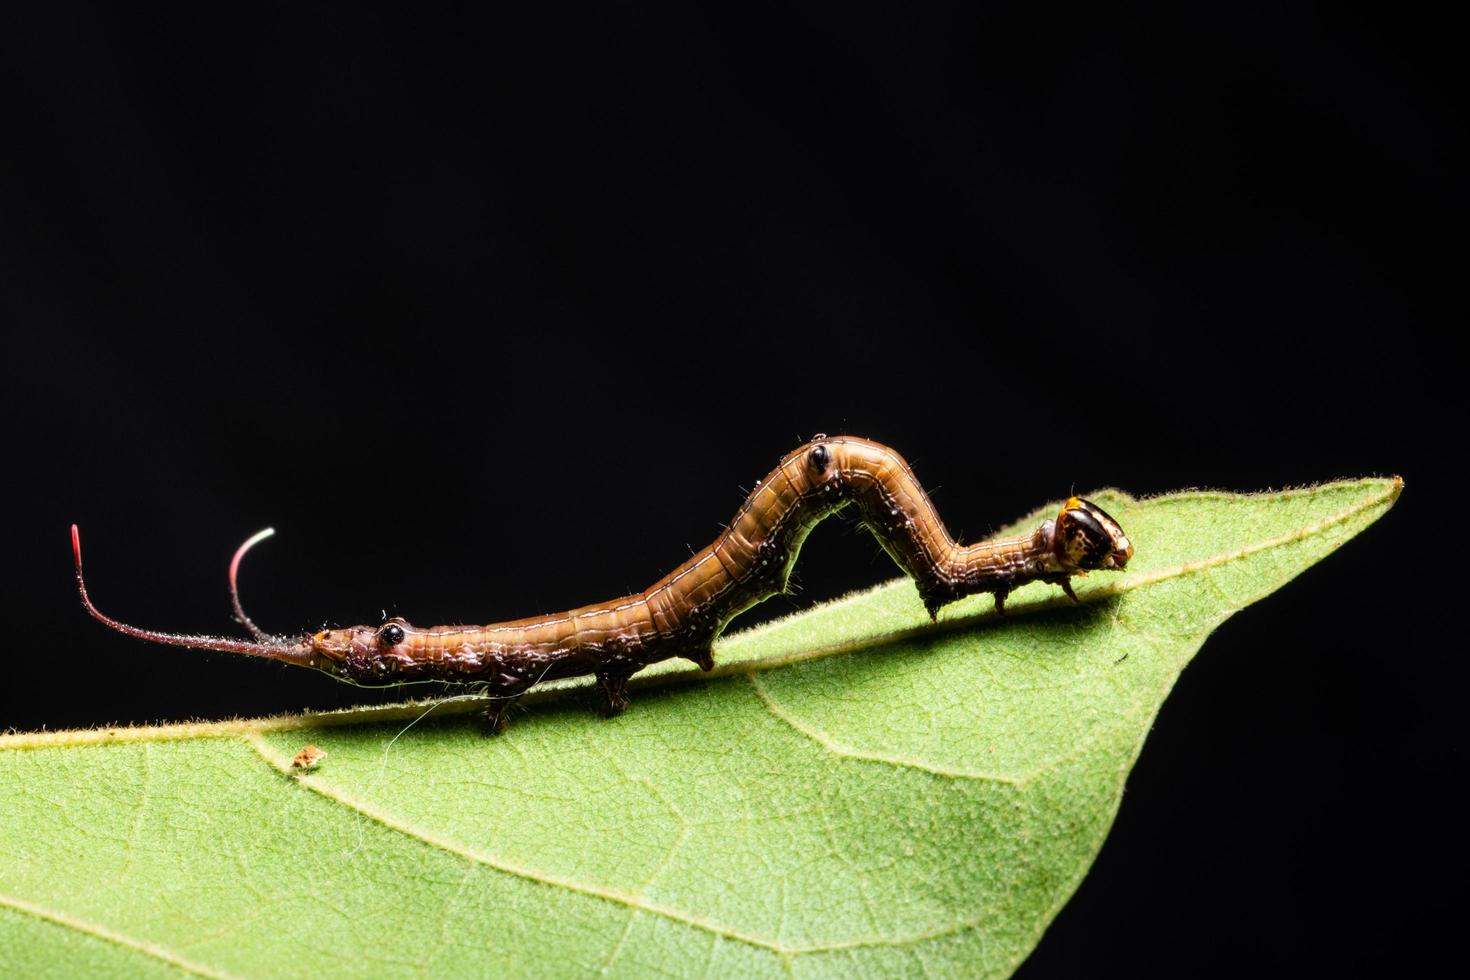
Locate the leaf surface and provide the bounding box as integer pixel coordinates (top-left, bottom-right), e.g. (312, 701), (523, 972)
(0, 479), (1399, 978)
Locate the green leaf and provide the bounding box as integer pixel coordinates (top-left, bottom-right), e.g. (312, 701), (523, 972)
(0, 479), (1399, 978)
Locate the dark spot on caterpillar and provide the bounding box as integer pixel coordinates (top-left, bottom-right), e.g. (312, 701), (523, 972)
(808, 444), (830, 472)
(379, 622), (405, 646)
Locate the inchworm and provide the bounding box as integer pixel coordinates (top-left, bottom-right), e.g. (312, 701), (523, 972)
(72, 435), (1132, 733)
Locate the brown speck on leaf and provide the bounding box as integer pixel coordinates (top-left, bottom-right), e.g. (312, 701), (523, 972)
(291, 744), (326, 770)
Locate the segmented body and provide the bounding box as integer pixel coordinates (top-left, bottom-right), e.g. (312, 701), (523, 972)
(72, 435), (1133, 733)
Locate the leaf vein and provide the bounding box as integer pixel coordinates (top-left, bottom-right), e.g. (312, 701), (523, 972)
(0, 890), (237, 979)
(241, 734), (1006, 957)
(745, 672), (1021, 785)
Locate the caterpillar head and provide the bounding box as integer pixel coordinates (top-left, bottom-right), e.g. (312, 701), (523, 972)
(1047, 497), (1132, 572)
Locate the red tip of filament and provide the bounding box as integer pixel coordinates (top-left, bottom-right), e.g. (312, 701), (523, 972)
(229, 528), (275, 596)
(229, 528), (277, 642)
(69, 524), (315, 666)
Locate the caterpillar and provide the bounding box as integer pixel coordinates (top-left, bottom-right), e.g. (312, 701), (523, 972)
(72, 435), (1133, 732)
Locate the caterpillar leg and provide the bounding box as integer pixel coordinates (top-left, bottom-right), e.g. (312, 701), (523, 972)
(482, 703), (512, 735)
(1040, 573), (1082, 604)
(596, 669), (634, 717)
(481, 675), (534, 735)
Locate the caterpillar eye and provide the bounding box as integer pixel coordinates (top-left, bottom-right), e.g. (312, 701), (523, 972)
(808, 444), (830, 472)
(379, 623), (406, 647)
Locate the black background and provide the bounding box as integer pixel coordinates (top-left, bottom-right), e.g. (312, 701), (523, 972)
(1, 4), (1457, 977)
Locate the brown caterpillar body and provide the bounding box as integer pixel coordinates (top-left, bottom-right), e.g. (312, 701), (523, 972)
(72, 436), (1132, 733)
